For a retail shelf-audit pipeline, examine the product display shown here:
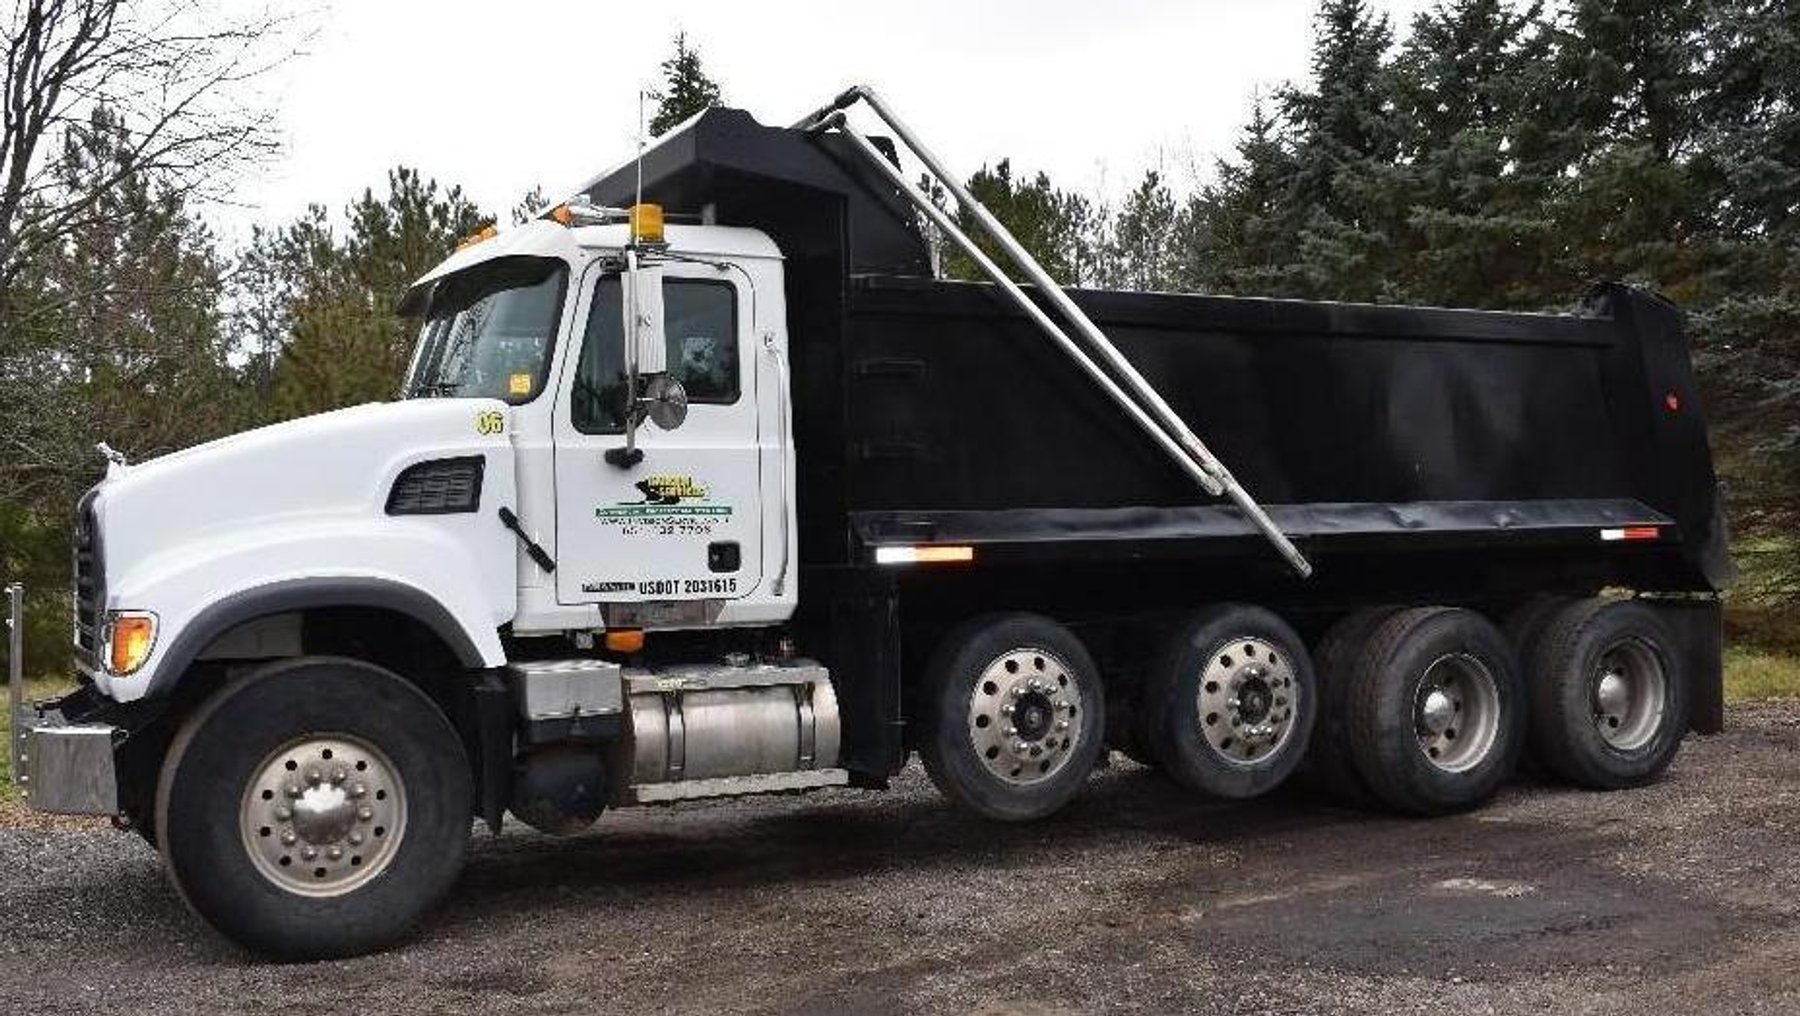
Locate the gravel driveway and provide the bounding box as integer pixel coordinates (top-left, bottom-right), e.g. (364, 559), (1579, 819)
(1, 701), (1797, 1015)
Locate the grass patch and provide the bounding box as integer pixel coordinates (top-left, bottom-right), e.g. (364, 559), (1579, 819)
(1724, 645), (1800, 703)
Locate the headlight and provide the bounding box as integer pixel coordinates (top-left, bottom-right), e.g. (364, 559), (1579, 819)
(104, 611), (157, 676)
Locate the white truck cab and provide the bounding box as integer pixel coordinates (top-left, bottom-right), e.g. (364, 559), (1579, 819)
(74, 215), (797, 705)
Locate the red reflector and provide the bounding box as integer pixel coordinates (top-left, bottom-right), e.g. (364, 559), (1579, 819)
(1665, 392), (1681, 412)
(1602, 526), (1661, 542)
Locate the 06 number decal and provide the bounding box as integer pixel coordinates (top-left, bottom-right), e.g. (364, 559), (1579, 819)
(475, 410), (505, 436)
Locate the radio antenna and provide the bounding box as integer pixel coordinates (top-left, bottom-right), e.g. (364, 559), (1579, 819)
(634, 88), (646, 217)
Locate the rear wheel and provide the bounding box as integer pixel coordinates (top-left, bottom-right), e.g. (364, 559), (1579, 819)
(1345, 608), (1525, 815)
(920, 613), (1106, 822)
(1527, 599), (1688, 789)
(1301, 607), (1398, 806)
(156, 657), (471, 959)
(1143, 605), (1316, 799)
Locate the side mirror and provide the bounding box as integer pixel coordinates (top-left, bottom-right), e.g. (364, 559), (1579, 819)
(624, 259), (666, 377)
(606, 254), (677, 468)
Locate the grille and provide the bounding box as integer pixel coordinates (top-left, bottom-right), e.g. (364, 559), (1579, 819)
(386, 456), (485, 515)
(72, 490), (102, 674)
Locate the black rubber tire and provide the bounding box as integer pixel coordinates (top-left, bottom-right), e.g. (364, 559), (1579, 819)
(1502, 594), (1576, 778)
(1300, 607), (1399, 806)
(1527, 599), (1689, 790)
(1142, 604), (1316, 799)
(1345, 607), (1526, 815)
(919, 613), (1106, 822)
(1503, 595), (1577, 658)
(155, 657), (472, 959)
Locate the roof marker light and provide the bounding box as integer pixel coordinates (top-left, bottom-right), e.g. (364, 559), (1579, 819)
(874, 545), (975, 565)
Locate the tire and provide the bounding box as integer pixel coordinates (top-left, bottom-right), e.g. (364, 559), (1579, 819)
(155, 657), (472, 959)
(1527, 599), (1689, 790)
(1345, 607), (1525, 815)
(1301, 607), (1398, 806)
(920, 613), (1106, 822)
(1143, 605), (1316, 799)
(1503, 595), (1576, 660)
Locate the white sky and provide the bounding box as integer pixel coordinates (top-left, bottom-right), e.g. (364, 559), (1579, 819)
(231, 0), (1441, 238)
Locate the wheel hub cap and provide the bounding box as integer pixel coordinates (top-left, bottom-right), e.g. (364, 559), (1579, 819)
(241, 736), (406, 898)
(1592, 639), (1668, 751)
(1195, 637), (1298, 765)
(1419, 688), (1456, 735)
(1414, 654), (1501, 774)
(967, 648), (1084, 785)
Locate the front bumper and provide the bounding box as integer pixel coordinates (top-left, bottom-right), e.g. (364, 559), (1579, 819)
(15, 709), (120, 815)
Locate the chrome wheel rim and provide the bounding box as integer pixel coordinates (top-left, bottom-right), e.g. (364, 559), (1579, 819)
(1195, 636), (1299, 765)
(1592, 638), (1667, 752)
(967, 648), (1084, 785)
(1414, 654), (1501, 774)
(240, 735), (407, 897)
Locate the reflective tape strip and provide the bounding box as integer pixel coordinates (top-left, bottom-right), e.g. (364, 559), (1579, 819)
(1600, 526), (1661, 542)
(873, 545), (976, 565)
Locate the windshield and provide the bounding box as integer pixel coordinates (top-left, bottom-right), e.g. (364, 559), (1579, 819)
(404, 256), (568, 403)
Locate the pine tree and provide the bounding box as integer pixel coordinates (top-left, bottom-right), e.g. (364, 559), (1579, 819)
(648, 33), (724, 137)
(1388, 0), (1566, 307)
(1278, 0), (1404, 300)
(942, 160), (1097, 286)
(1175, 97), (1303, 295)
(1099, 170), (1179, 292)
(253, 168), (488, 420)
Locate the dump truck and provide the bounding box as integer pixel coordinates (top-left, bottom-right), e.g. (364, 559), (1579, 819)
(10, 87), (1730, 958)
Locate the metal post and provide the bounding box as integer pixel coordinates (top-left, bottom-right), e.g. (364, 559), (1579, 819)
(6, 583), (24, 790)
(805, 87), (1312, 577)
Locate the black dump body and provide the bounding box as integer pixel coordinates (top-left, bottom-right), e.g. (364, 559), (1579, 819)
(586, 108), (1730, 607)
(586, 107), (1732, 778)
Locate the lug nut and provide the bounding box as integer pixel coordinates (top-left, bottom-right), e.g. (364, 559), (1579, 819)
(1055, 720), (1069, 731)
(330, 767), (347, 784)
(1010, 687), (1024, 698)
(1001, 704), (1014, 717)
(326, 847), (343, 861)
(304, 768), (322, 785)
(273, 805), (293, 821)
(300, 846), (318, 861)
(348, 832), (364, 846)
(281, 831), (298, 846)
(357, 806), (373, 822)
(349, 783), (367, 799)
(285, 783), (302, 799)
(1013, 741), (1028, 753)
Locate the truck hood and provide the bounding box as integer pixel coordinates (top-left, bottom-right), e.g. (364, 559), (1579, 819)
(91, 398), (515, 597)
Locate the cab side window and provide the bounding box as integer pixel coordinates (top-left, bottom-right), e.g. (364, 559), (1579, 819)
(572, 276), (740, 434)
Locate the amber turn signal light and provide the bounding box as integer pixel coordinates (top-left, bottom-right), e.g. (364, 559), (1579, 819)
(604, 628), (645, 654)
(107, 612), (157, 676)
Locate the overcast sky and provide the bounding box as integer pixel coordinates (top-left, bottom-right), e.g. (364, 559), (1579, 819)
(236, 0), (1442, 237)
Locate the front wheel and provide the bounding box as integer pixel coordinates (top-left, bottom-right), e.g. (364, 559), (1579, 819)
(155, 657), (472, 959)
(920, 613), (1106, 822)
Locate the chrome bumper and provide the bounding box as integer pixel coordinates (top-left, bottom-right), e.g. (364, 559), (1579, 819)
(17, 718), (119, 815)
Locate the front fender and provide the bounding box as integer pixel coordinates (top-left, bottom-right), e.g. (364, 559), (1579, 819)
(99, 519), (512, 702)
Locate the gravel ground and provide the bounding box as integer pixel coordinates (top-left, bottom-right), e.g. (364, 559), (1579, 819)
(1, 701), (1798, 1015)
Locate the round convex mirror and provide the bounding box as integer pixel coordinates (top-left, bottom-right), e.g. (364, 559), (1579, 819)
(642, 375), (689, 431)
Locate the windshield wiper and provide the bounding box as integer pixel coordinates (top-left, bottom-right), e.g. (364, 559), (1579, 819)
(409, 380), (462, 398)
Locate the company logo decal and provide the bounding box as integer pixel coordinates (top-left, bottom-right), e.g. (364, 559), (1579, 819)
(596, 474), (732, 536)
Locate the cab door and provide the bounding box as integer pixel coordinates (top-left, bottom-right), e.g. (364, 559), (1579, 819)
(552, 260), (762, 607)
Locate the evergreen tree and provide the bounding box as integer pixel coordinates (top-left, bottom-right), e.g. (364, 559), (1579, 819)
(1278, 0), (1404, 300)
(247, 168), (487, 420)
(648, 33), (724, 137)
(1388, 0), (1567, 307)
(942, 159), (1097, 286)
(1099, 169), (1179, 291)
(1175, 97), (1302, 294)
